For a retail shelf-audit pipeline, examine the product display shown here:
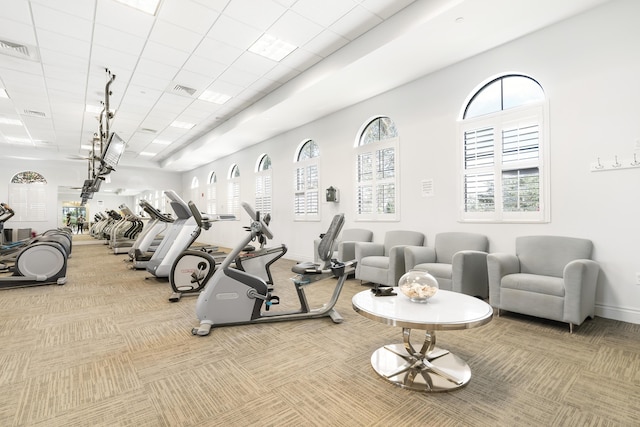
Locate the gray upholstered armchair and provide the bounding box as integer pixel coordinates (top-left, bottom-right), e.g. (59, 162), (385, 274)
(404, 232), (490, 298)
(355, 230), (425, 287)
(488, 235), (599, 333)
(313, 228), (373, 263)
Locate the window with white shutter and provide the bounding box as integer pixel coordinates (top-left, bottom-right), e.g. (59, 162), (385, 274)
(227, 164), (240, 220)
(355, 116), (399, 221)
(206, 171), (217, 215)
(294, 140), (320, 221)
(459, 74), (548, 222)
(255, 154), (272, 215)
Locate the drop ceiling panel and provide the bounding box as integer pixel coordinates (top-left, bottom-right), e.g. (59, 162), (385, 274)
(128, 72), (172, 92)
(148, 20), (204, 54)
(154, 93), (194, 114)
(92, 24), (147, 57)
(140, 41), (190, 68)
(30, 0), (96, 20)
(192, 0), (232, 13)
(223, 0), (287, 31)
(207, 15), (261, 50)
(157, 0), (220, 34)
(233, 52), (278, 77)
(0, 17), (38, 45)
(291, 0), (357, 27)
(94, 0), (155, 39)
(304, 30), (350, 57)
(268, 10), (324, 46)
(182, 55), (227, 80)
(218, 66), (260, 88)
(90, 45), (140, 73)
(134, 58), (180, 81)
(330, 6), (383, 40)
(31, 3), (93, 40)
(279, 48), (322, 72)
(36, 28), (91, 57)
(193, 37), (243, 65)
(262, 63), (297, 84)
(361, 0), (416, 19)
(172, 69), (214, 92)
(0, 0), (32, 23)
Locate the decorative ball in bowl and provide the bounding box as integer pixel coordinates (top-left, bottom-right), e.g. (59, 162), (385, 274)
(398, 270), (439, 303)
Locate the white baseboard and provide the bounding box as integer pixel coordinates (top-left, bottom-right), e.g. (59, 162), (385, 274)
(595, 303), (640, 325)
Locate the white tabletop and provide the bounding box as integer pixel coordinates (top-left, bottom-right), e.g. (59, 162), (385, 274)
(352, 288), (493, 331)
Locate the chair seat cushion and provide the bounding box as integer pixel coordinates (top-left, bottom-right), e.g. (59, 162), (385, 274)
(413, 263), (452, 280)
(361, 256), (389, 269)
(501, 273), (565, 297)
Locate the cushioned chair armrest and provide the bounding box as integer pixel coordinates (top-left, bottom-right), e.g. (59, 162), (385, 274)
(487, 252), (520, 307)
(388, 245), (412, 287)
(338, 241), (358, 262)
(563, 259), (600, 325)
(452, 250), (489, 298)
(404, 245), (436, 271)
(354, 242), (384, 261)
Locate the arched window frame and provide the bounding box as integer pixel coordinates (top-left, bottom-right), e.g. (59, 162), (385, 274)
(458, 73), (550, 223)
(293, 139), (320, 221)
(227, 164), (241, 220)
(190, 176), (200, 207)
(354, 116), (399, 221)
(9, 171), (48, 221)
(206, 171), (217, 215)
(255, 154), (272, 215)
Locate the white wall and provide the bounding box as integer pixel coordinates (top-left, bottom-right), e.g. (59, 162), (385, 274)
(183, 0), (640, 324)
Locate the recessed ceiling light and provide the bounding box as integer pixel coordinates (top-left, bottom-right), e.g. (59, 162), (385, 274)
(199, 90), (232, 104)
(140, 152), (156, 157)
(0, 88), (9, 98)
(248, 34), (297, 62)
(0, 117), (23, 126)
(152, 139), (172, 145)
(114, 0), (160, 15)
(170, 121), (195, 130)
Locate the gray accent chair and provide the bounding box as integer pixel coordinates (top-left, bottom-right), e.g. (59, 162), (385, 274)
(404, 232), (490, 298)
(313, 228), (373, 263)
(355, 230), (425, 287)
(488, 235), (599, 333)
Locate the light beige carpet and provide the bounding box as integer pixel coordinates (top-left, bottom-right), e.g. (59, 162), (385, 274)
(0, 234), (638, 426)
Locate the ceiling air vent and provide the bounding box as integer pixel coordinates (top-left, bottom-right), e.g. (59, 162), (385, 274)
(23, 109), (47, 118)
(0, 39), (39, 61)
(170, 83), (197, 97)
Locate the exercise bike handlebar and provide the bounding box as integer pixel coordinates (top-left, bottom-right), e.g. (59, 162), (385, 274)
(241, 202), (273, 240)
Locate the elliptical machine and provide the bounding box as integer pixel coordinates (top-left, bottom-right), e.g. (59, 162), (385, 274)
(191, 202), (356, 336)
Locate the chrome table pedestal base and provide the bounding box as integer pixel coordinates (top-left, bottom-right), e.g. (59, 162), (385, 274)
(370, 328), (471, 392)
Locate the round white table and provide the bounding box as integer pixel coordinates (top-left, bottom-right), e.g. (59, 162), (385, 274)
(352, 288), (493, 392)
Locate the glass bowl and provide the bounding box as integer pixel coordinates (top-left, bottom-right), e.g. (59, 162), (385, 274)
(398, 270), (439, 303)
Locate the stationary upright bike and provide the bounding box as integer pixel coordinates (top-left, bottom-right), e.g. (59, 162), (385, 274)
(168, 201), (286, 302)
(191, 202), (356, 336)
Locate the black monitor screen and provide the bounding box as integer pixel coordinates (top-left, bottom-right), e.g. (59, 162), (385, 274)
(102, 132), (126, 170)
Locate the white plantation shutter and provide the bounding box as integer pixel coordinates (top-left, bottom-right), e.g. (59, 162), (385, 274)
(355, 137), (398, 221)
(460, 107), (546, 222)
(293, 140), (320, 221)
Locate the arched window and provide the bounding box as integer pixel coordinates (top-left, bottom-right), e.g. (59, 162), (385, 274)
(9, 171), (47, 221)
(355, 116), (398, 221)
(255, 154), (272, 215)
(11, 171), (47, 184)
(190, 176), (200, 207)
(227, 164), (240, 219)
(206, 171), (217, 215)
(293, 139), (319, 220)
(459, 74), (548, 222)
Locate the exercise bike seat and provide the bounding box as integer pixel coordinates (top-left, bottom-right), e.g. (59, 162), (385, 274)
(291, 261), (322, 275)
